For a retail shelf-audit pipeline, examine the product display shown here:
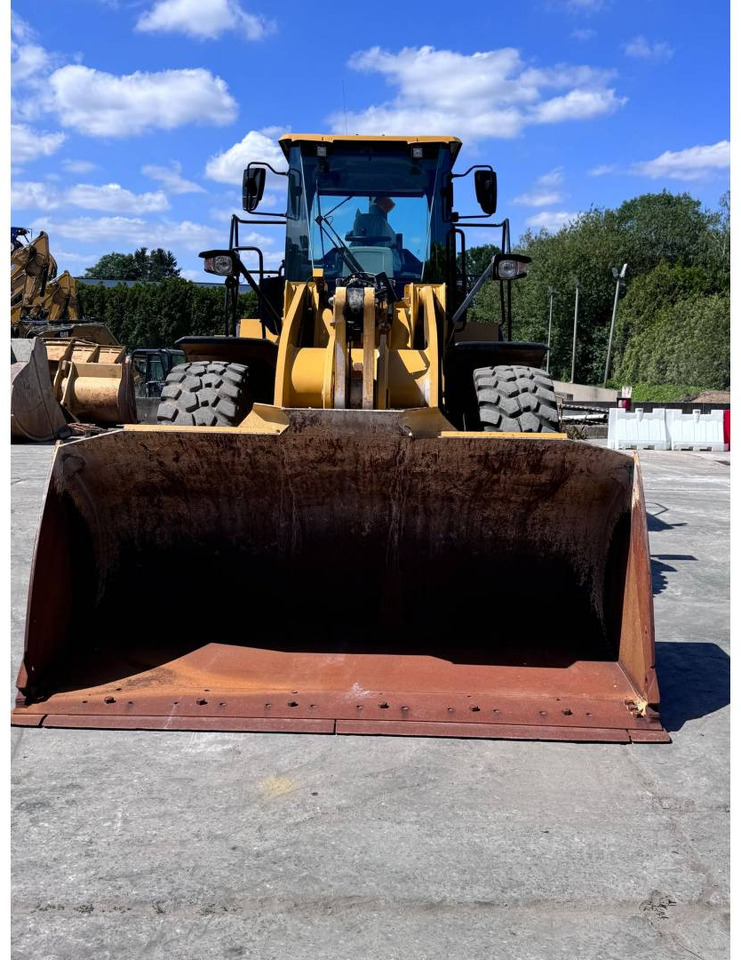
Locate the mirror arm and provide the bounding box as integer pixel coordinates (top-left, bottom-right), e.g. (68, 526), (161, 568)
(449, 257), (497, 329)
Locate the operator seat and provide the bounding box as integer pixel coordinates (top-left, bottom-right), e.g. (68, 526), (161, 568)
(345, 211), (397, 247)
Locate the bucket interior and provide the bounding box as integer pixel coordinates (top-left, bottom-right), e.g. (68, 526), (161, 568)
(16, 428), (655, 736)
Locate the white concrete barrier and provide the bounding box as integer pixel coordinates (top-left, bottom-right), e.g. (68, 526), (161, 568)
(607, 408), (671, 450)
(667, 409), (728, 451)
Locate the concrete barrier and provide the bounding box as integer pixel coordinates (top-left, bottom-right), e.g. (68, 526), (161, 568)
(667, 409), (728, 452)
(607, 408), (670, 450)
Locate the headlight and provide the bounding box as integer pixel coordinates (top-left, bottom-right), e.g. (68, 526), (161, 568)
(212, 255), (235, 275)
(200, 250), (237, 276)
(496, 259), (520, 280)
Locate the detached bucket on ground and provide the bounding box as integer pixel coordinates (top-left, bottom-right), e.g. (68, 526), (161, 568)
(13, 411), (668, 741)
(10, 339), (67, 442)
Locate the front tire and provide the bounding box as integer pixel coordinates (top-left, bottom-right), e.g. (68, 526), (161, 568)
(157, 361), (252, 427)
(473, 364), (559, 432)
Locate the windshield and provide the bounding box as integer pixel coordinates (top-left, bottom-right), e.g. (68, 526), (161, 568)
(285, 146), (450, 288)
(313, 193), (430, 282)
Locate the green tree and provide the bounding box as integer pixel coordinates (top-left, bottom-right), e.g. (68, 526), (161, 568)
(617, 293), (729, 390)
(84, 252), (140, 280)
(77, 278), (256, 350)
(466, 190), (729, 384)
(611, 262), (717, 371)
(462, 244), (500, 279)
(84, 248), (180, 280)
(148, 248), (180, 280)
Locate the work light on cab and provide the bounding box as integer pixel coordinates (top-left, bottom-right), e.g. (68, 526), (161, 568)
(201, 250), (238, 276)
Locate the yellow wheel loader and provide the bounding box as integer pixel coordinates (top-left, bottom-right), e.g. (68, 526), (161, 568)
(10, 229), (136, 439)
(12, 135), (667, 742)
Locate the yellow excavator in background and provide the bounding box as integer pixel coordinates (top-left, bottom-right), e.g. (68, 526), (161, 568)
(12, 135), (667, 743)
(10, 228), (136, 440)
(11, 228), (79, 333)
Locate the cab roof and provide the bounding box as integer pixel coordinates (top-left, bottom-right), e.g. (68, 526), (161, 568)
(279, 134), (462, 161)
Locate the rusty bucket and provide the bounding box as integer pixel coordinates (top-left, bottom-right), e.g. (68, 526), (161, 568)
(44, 340), (137, 425)
(10, 339), (67, 442)
(12, 410), (668, 741)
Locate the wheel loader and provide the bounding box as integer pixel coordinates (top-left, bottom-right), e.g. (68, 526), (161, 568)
(12, 135), (668, 742)
(10, 229), (136, 440)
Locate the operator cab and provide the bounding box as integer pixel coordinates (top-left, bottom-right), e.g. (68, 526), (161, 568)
(281, 136), (460, 297)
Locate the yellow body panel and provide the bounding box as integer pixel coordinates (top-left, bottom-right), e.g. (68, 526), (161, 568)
(239, 318), (279, 342)
(261, 276), (445, 412)
(279, 134), (462, 160)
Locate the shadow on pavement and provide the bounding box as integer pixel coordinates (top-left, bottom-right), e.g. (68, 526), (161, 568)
(651, 554), (698, 595)
(647, 503), (687, 532)
(656, 641), (729, 732)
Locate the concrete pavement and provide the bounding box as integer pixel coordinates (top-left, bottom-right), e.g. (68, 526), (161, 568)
(11, 443), (729, 960)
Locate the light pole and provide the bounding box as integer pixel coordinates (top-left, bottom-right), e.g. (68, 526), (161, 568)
(603, 263), (628, 388)
(546, 286), (554, 374)
(571, 277), (579, 383)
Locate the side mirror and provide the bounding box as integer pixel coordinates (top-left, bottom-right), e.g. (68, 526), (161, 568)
(242, 165), (266, 212)
(475, 169), (497, 216)
(200, 249), (240, 277)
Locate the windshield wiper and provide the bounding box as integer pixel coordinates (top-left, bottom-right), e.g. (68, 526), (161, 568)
(314, 209), (366, 276)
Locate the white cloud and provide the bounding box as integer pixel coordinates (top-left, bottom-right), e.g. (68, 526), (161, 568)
(515, 190), (564, 206)
(11, 12), (36, 43)
(565, 0), (608, 9)
(205, 128), (287, 184)
(12, 180), (170, 213)
(589, 163), (616, 176)
(531, 88), (625, 124)
(40, 217), (282, 267)
(12, 182), (57, 211)
(623, 36), (674, 61)
(61, 159), (97, 174)
(571, 29), (596, 41)
(48, 65), (237, 137)
(33, 216), (229, 252)
(537, 168), (564, 188)
(514, 168), (564, 206)
(11, 37), (53, 87)
(330, 46), (625, 141)
(67, 184), (169, 213)
(525, 211), (579, 232)
(11, 13), (238, 139)
(142, 161), (206, 194)
(11, 14), (57, 88)
(210, 207), (241, 222)
(55, 249), (106, 266)
(11, 15), (62, 125)
(630, 141), (730, 181)
(136, 0), (274, 41)
(12, 123), (66, 164)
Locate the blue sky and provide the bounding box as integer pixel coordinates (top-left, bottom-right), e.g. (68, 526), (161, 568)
(10, 0), (730, 279)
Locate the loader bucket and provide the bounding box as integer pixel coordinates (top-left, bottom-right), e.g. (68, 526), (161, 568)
(12, 409), (668, 741)
(44, 339), (137, 426)
(10, 339), (67, 442)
